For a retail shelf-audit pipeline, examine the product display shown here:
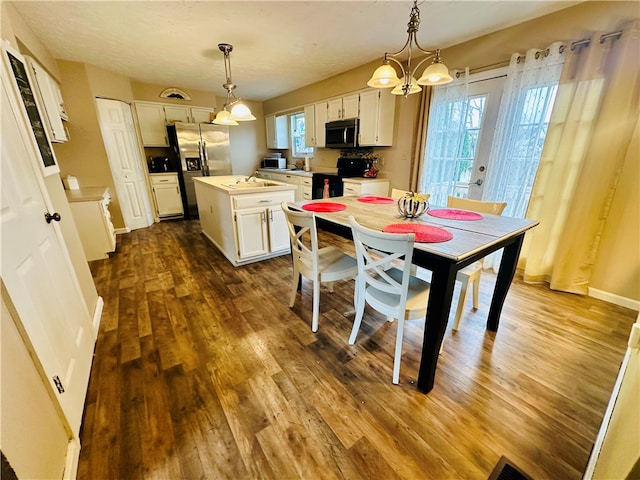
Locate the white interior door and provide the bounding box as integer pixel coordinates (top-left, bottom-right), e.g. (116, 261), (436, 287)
(1, 60), (95, 438)
(420, 75), (505, 204)
(96, 98), (153, 230)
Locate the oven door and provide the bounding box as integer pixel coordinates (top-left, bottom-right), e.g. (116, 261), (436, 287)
(312, 174), (343, 199)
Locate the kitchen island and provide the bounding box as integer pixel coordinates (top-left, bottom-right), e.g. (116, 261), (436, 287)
(193, 175), (296, 266)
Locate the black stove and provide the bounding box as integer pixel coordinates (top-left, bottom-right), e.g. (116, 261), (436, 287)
(311, 157), (372, 199)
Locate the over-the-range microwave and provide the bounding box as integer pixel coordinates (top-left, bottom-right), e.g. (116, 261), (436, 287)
(325, 119), (359, 149)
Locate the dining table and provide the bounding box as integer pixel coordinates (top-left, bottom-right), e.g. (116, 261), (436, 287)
(294, 195), (539, 394)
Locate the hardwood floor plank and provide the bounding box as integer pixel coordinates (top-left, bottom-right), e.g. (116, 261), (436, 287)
(81, 220), (637, 480)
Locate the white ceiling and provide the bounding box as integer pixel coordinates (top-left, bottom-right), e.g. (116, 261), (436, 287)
(12, 1), (578, 101)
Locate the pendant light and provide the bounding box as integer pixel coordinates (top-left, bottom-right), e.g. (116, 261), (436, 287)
(367, 0), (453, 96)
(213, 43), (255, 125)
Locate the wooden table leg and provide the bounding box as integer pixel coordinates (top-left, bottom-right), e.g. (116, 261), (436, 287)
(417, 263), (457, 393)
(487, 233), (525, 331)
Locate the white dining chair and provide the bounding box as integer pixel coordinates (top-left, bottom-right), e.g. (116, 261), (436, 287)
(390, 188), (411, 199)
(447, 196), (507, 331)
(281, 202), (358, 333)
(347, 216), (431, 384)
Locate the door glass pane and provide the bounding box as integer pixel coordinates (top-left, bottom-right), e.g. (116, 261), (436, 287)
(421, 94), (487, 205)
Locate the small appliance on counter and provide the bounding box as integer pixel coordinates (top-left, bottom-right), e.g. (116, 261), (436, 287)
(148, 156), (172, 173)
(261, 157), (286, 169)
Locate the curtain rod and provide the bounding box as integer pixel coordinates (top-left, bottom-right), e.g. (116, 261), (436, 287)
(570, 30), (623, 51)
(455, 28), (625, 78)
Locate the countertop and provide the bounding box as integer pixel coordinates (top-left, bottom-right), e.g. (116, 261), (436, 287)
(65, 186), (110, 202)
(258, 168), (385, 182)
(193, 175), (297, 194)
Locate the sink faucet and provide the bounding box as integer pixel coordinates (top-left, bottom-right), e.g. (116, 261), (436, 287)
(237, 175), (257, 184)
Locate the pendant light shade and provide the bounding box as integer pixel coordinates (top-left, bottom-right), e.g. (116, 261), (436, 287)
(229, 101), (256, 121)
(391, 76), (422, 95)
(215, 43), (255, 124)
(212, 108), (239, 126)
(417, 59), (453, 86)
(367, 1), (452, 96)
(367, 63), (402, 88)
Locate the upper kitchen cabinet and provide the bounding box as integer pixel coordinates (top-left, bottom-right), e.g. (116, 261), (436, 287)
(265, 114), (289, 149)
(303, 102), (327, 148)
(358, 89), (396, 147)
(135, 102), (169, 146)
(24, 56), (68, 143)
(326, 93), (359, 122)
(164, 105), (214, 124)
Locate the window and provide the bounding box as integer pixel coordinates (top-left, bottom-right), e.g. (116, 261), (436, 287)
(420, 49), (564, 219)
(290, 112), (313, 158)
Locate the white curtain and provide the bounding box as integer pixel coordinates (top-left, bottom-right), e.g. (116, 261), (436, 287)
(418, 68), (470, 206)
(483, 42), (565, 218)
(482, 42), (565, 271)
(520, 21), (640, 294)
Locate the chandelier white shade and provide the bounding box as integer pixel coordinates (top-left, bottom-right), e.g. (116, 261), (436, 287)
(391, 76), (421, 95)
(212, 108), (239, 126)
(368, 0), (453, 96)
(213, 43), (255, 124)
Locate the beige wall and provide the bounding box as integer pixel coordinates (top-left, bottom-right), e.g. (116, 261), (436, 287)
(51, 62), (142, 228)
(263, 1), (640, 303)
(131, 79), (219, 108)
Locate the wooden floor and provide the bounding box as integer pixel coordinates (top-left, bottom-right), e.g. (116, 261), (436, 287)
(78, 219), (636, 480)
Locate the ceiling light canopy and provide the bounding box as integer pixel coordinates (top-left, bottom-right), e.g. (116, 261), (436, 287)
(213, 43), (255, 125)
(368, 0), (453, 96)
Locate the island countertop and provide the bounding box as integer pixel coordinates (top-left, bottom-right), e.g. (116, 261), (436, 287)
(193, 175), (297, 194)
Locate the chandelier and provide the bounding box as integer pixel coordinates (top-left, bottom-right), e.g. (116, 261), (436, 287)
(213, 43), (255, 126)
(367, 0), (453, 96)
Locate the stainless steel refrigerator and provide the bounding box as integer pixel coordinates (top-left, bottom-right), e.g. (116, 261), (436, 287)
(168, 122), (231, 218)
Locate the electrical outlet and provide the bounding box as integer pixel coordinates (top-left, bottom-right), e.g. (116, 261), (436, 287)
(379, 156), (385, 166)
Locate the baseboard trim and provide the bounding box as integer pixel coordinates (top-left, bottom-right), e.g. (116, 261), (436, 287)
(92, 296), (104, 334)
(114, 227), (130, 235)
(588, 288), (639, 311)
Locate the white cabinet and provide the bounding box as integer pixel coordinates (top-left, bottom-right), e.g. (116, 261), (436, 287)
(304, 102), (327, 148)
(358, 89), (396, 147)
(24, 56), (68, 143)
(190, 107), (214, 123)
(66, 187), (116, 261)
(327, 93), (359, 121)
(135, 102), (169, 146)
(265, 114), (289, 149)
(163, 105), (190, 124)
(150, 173), (183, 218)
(343, 178), (390, 197)
(235, 197), (290, 259)
(135, 102), (216, 146)
(164, 105), (214, 124)
(257, 170), (312, 201)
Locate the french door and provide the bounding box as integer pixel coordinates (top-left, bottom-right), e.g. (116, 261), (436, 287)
(420, 75), (505, 205)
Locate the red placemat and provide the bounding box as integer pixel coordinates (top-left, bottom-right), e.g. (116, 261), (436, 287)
(428, 208), (483, 220)
(302, 202), (347, 212)
(357, 196), (395, 204)
(382, 223), (453, 243)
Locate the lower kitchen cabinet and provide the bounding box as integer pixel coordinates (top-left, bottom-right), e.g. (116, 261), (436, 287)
(66, 187), (116, 261)
(257, 169), (312, 201)
(235, 203), (290, 259)
(343, 178), (390, 197)
(150, 173), (183, 218)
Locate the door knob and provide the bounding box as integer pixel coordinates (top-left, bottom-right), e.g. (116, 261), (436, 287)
(472, 179), (483, 186)
(44, 212), (61, 223)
